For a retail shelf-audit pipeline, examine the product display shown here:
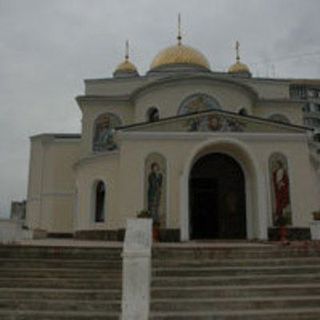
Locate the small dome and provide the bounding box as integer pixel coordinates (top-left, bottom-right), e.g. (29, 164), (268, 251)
(150, 43), (210, 70)
(114, 60), (137, 73)
(228, 41), (251, 76)
(228, 61), (251, 74)
(113, 40), (139, 78)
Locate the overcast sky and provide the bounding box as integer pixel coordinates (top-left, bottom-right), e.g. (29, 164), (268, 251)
(1, 0), (320, 217)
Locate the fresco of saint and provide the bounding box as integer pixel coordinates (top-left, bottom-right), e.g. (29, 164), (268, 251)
(179, 94), (220, 115)
(93, 114), (120, 152)
(147, 162), (163, 224)
(270, 155), (291, 225)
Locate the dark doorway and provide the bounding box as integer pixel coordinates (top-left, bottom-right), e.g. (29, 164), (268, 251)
(189, 153), (246, 239)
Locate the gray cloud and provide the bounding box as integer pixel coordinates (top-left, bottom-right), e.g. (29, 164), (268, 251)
(1, 0), (320, 216)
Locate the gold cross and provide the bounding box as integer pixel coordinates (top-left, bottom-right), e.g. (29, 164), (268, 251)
(125, 40), (129, 61)
(177, 13), (182, 45)
(236, 41), (240, 62)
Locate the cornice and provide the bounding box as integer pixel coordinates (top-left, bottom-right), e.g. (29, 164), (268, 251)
(118, 131), (307, 143)
(130, 74), (260, 102)
(77, 73), (263, 105)
(73, 150), (120, 170)
(257, 98), (306, 105)
(76, 95), (132, 104)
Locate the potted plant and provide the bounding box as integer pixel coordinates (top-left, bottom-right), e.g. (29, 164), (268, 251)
(136, 210), (151, 219)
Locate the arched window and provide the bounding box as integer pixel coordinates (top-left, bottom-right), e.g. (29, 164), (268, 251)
(178, 93), (221, 115)
(93, 113), (121, 152)
(239, 108), (248, 116)
(146, 107), (160, 122)
(95, 181), (105, 222)
(269, 114), (290, 124)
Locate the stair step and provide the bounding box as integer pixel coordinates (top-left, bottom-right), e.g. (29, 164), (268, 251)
(0, 298), (120, 312)
(153, 265), (320, 277)
(153, 257), (320, 267)
(150, 296), (320, 312)
(0, 246), (122, 260)
(153, 247), (320, 260)
(0, 288), (121, 300)
(153, 273), (320, 287)
(0, 310), (119, 320)
(0, 259), (121, 269)
(0, 269), (121, 279)
(0, 277), (121, 289)
(150, 308), (320, 320)
(151, 284), (320, 298)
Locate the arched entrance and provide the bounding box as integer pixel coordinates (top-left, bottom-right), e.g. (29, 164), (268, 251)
(189, 153), (246, 239)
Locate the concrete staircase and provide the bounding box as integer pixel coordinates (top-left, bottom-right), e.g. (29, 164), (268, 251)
(0, 245), (122, 320)
(150, 243), (320, 320)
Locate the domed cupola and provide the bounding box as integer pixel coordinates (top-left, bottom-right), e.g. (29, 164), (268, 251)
(150, 14), (211, 71)
(113, 41), (139, 78)
(228, 41), (251, 76)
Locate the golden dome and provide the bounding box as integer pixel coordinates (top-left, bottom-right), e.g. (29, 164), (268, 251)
(228, 61), (250, 74)
(228, 41), (251, 75)
(150, 43), (210, 70)
(115, 59), (137, 73)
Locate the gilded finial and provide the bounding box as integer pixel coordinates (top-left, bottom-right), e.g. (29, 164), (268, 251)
(228, 41), (251, 75)
(114, 39), (138, 76)
(125, 40), (129, 61)
(236, 41), (240, 62)
(177, 13), (182, 45)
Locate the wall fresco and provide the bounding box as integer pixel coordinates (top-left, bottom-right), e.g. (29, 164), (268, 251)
(185, 114), (246, 132)
(178, 94), (221, 115)
(145, 153), (166, 227)
(93, 113), (121, 152)
(269, 153), (292, 226)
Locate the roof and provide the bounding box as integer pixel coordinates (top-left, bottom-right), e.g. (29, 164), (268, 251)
(30, 133), (81, 140)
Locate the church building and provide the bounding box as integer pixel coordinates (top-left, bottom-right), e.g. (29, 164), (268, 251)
(25, 24), (320, 241)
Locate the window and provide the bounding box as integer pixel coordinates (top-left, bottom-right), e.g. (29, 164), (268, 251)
(313, 133), (320, 142)
(305, 118), (320, 128)
(290, 85), (307, 99)
(95, 181), (105, 222)
(146, 107), (160, 122)
(303, 103), (311, 112)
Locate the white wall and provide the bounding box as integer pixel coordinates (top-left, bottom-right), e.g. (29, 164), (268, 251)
(26, 136), (80, 233)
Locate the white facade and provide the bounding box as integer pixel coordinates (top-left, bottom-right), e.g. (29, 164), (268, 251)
(25, 42), (320, 241)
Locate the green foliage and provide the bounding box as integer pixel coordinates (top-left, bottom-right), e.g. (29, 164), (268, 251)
(136, 210), (151, 218)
